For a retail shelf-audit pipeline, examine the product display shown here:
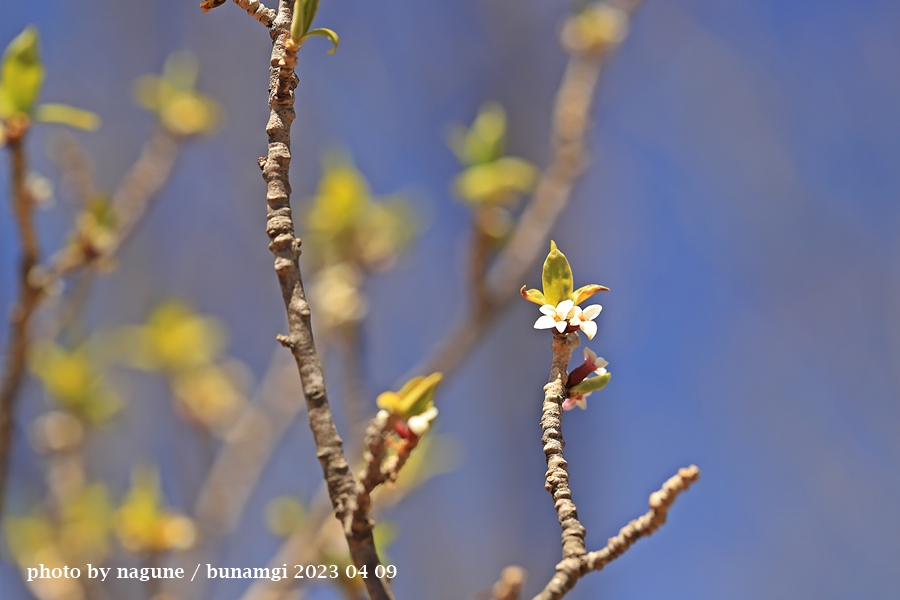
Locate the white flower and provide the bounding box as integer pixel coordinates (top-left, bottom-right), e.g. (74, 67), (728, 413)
(533, 300), (602, 339)
(583, 347), (608, 375)
(407, 406), (438, 437)
(563, 394), (589, 411)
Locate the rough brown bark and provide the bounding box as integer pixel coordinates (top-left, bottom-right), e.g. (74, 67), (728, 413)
(541, 333), (586, 559)
(262, 3), (393, 599)
(532, 465), (701, 600)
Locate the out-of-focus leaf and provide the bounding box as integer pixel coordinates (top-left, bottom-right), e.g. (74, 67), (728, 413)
(454, 156), (538, 205)
(126, 301), (226, 372)
(35, 103), (100, 130)
(115, 465), (197, 553)
(265, 496), (306, 537)
(171, 364), (244, 430)
(0, 26), (44, 116)
(134, 51), (219, 136)
(29, 342), (122, 424)
(376, 373), (442, 418)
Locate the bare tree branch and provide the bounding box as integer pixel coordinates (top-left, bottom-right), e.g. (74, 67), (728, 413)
(533, 465), (701, 600)
(541, 332), (586, 559)
(262, 3), (392, 598)
(0, 123), (43, 518)
(43, 127), (179, 284)
(233, 0), (276, 27)
(491, 566), (527, 600)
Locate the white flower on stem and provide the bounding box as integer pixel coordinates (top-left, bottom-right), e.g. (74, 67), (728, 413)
(407, 406), (438, 437)
(535, 299), (575, 332)
(534, 300), (602, 339)
(583, 347), (608, 375)
(569, 304), (602, 339)
(563, 394), (589, 411)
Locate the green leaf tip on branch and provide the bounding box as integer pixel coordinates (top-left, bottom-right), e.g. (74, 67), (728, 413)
(521, 240), (609, 307)
(542, 240), (574, 307)
(0, 25), (100, 139)
(524, 241), (609, 340)
(0, 26), (43, 117)
(377, 372), (442, 438)
(287, 0), (340, 54)
(449, 102), (538, 210)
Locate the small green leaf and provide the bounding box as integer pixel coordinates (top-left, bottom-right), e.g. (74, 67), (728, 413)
(35, 103), (100, 130)
(0, 25), (44, 116)
(376, 373), (442, 418)
(291, 0), (306, 45)
(302, 28), (340, 54)
(520, 286), (545, 306)
(572, 283), (609, 305)
(569, 371), (611, 396)
(303, 0), (321, 36)
(541, 240), (574, 307)
(469, 102), (506, 164)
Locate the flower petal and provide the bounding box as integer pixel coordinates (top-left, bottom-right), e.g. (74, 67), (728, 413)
(534, 315), (557, 330)
(556, 299), (575, 318)
(555, 320), (568, 332)
(562, 397), (577, 411)
(580, 320), (597, 340)
(581, 304), (602, 321)
(539, 304), (557, 316)
(583, 347), (598, 365)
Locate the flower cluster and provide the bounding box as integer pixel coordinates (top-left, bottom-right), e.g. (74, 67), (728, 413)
(522, 240), (608, 340)
(524, 242), (613, 410)
(376, 372), (442, 440)
(564, 348), (610, 410)
(534, 299), (602, 339)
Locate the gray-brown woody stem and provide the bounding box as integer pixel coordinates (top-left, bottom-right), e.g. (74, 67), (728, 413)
(262, 3), (393, 599)
(0, 125), (43, 518)
(533, 465), (701, 600)
(541, 333), (586, 559)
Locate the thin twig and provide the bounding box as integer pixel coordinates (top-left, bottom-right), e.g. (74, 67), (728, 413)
(233, 0), (277, 27)
(0, 127), (180, 518)
(490, 566), (527, 600)
(192, 352), (300, 535)
(533, 465), (701, 600)
(338, 322), (369, 454)
(262, 3), (392, 599)
(0, 124), (43, 517)
(469, 217), (494, 318)
(43, 128), (179, 284)
(409, 0), (645, 382)
(541, 332), (585, 559)
(352, 411), (390, 536)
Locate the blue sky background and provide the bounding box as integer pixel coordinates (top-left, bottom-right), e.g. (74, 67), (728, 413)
(2, 1), (900, 599)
